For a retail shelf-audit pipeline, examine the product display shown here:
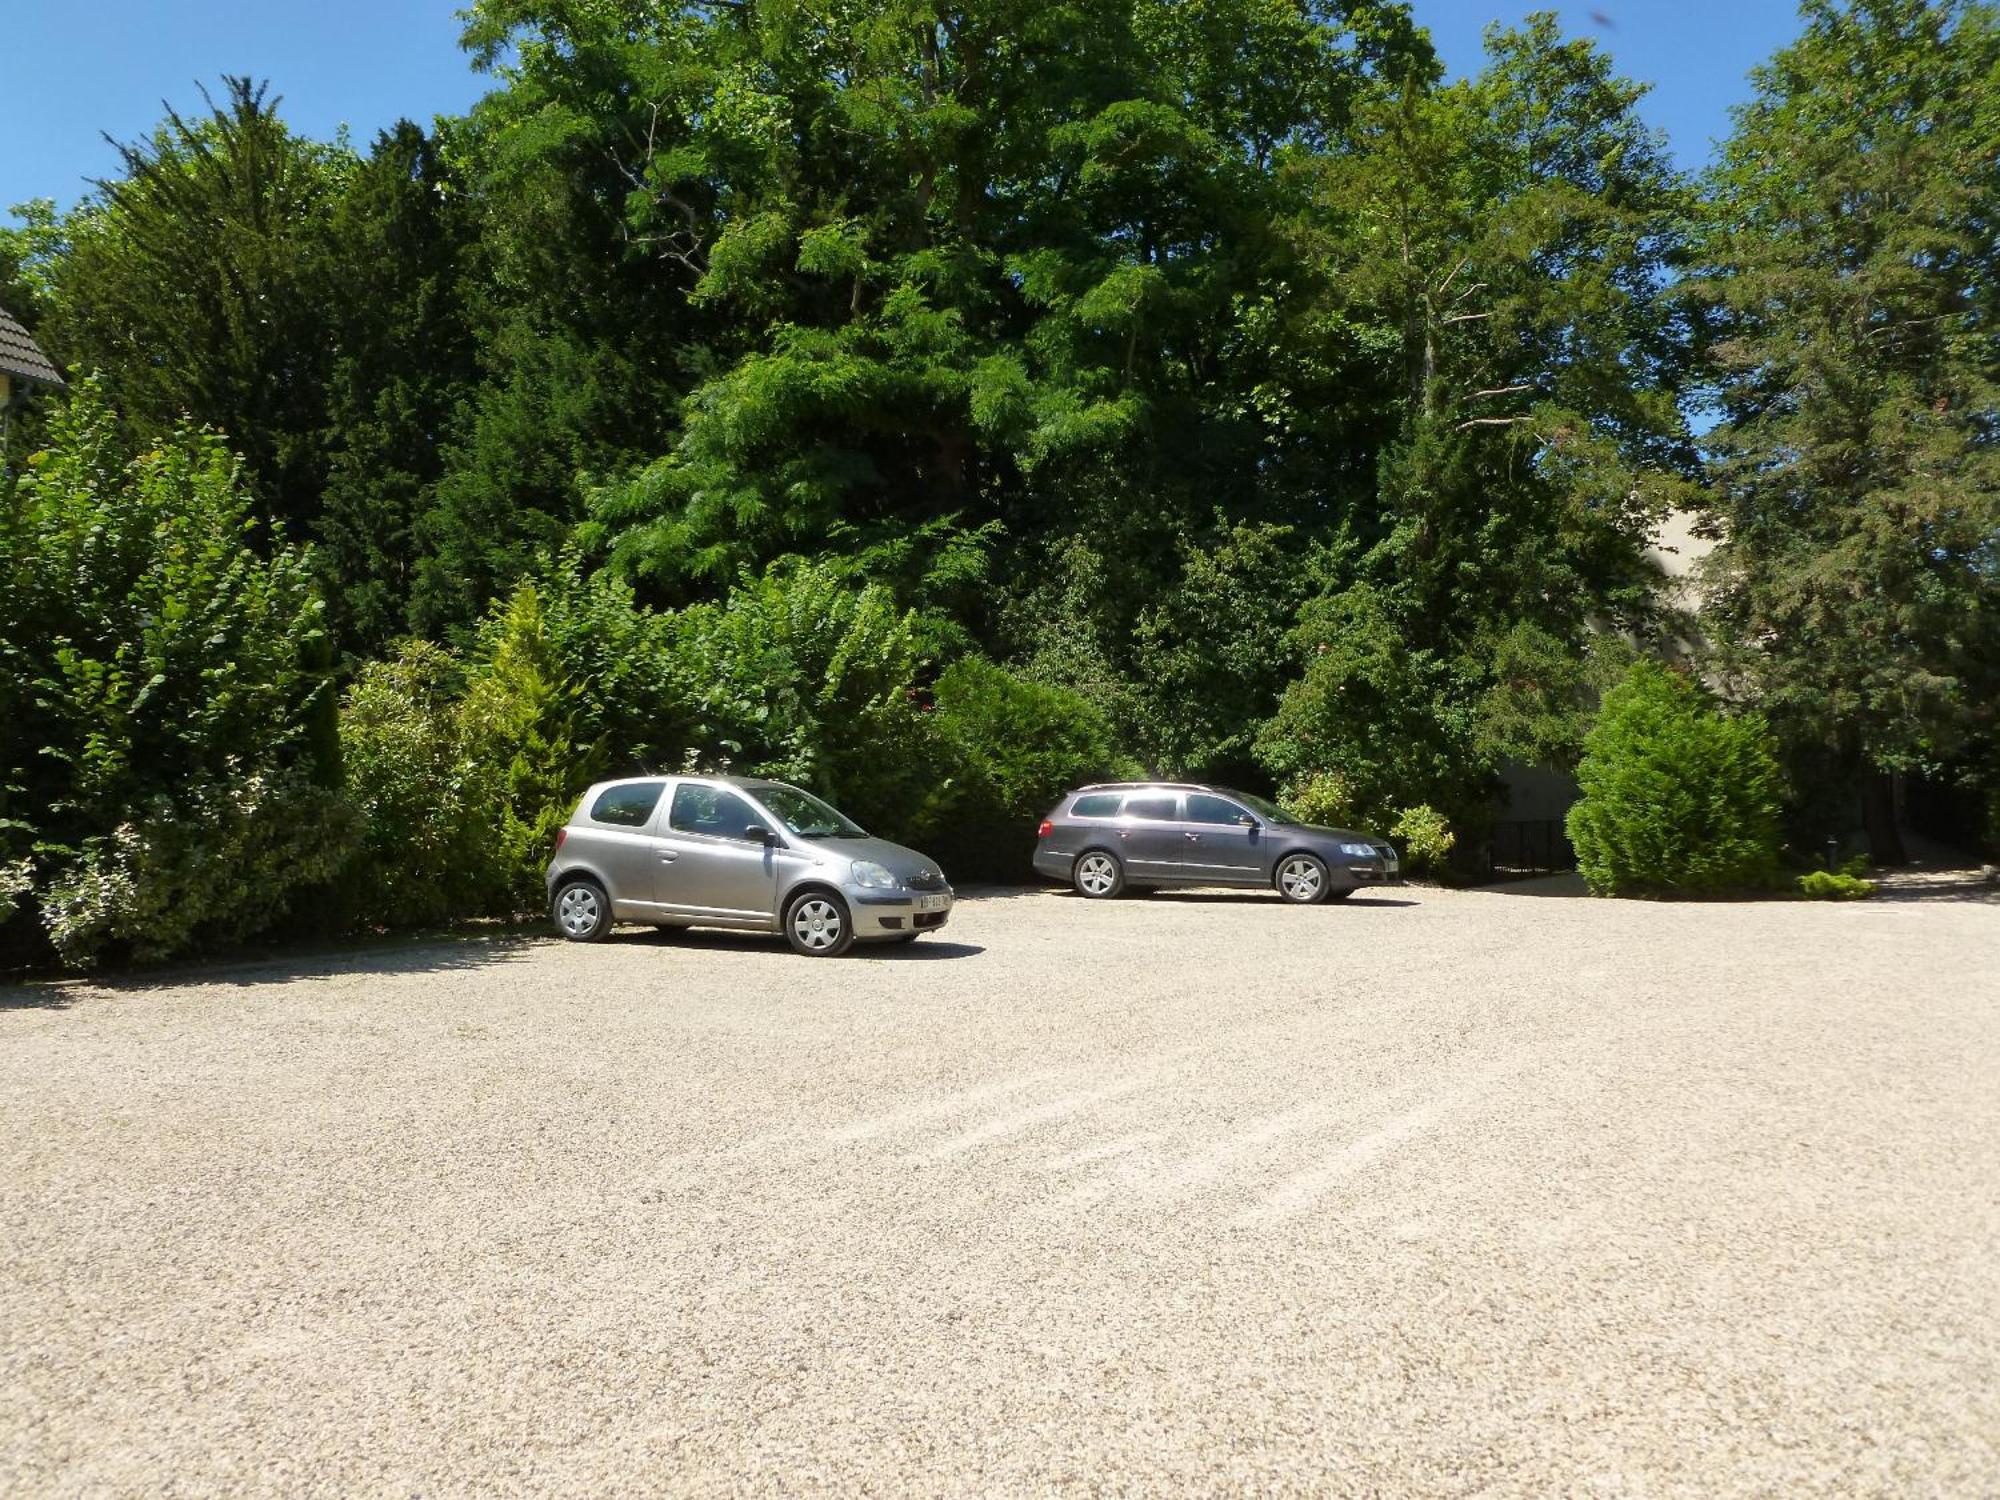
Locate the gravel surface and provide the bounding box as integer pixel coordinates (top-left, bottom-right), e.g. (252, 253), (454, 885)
(4, 880), (1997, 1496)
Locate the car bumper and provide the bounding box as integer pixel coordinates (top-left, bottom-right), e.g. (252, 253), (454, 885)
(1032, 846), (1073, 882)
(849, 889), (955, 937)
(1342, 861), (1403, 886)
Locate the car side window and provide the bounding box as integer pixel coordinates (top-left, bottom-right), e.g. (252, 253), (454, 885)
(670, 784), (768, 841)
(1122, 794), (1180, 821)
(1185, 793), (1251, 826)
(590, 782), (665, 828)
(1070, 793), (1120, 818)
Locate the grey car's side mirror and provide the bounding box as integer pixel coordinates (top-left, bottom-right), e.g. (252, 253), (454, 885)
(743, 824), (772, 844)
(1237, 814), (1259, 828)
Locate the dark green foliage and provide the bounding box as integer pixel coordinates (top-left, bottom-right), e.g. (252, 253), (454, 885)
(1566, 663), (1785, 897)
(319, 123), (481, 651)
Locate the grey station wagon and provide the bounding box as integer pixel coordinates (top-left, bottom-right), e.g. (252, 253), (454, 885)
(546, 775), (952, 956)
(1033, 782), (1400, 903)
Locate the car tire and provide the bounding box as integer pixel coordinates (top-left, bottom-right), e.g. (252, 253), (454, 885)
(1072, 849), (1125, 900)
(1274, 853), (1331, 906)
(553, 878), (612, 941)
(784, 890), (856, 957)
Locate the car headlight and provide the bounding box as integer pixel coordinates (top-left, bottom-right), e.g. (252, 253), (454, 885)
(850, 860), (899, 889)
(1337, 842), (1377, 859)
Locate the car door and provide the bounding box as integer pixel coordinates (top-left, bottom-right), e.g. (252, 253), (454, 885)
(654, 782), (784, 922)
(1117, 792), (1188, 879)
(572, 780), (671, 916)
(1180, 792), (1267, 884)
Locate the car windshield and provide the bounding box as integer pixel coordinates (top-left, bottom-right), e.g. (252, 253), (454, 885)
(1224, 789), (1298, 825)
(752, 782), (868, 839)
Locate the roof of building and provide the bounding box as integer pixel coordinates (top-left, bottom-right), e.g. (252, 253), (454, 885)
(0, 304), (63, 388)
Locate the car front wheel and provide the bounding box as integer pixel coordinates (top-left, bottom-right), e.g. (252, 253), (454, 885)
(553, 879), (611, 941)
(1275, 854), (1331, 906)
(1072, 850), (1125, 899)
(785, 890), (856, 957)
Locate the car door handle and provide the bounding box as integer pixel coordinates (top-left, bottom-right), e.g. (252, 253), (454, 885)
(659, 851), (678, 863)
(1184, 833), (1200, 841)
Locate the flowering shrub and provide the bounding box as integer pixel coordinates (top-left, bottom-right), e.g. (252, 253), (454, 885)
(1389, 804), (1455, 873)
(39, 770), (357, 965)
(0, 860), (33, 928)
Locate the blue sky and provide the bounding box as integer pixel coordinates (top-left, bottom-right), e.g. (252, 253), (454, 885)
(3, 1), (1805, 216)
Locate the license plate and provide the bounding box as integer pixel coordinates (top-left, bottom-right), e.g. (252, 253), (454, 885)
(914, 894), (949, 912)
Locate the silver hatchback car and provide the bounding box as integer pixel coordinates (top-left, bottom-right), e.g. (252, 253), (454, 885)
(545, 775), (953, 956)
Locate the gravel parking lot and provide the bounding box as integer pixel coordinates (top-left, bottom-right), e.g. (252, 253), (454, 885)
(4, 880), (1997, 1496)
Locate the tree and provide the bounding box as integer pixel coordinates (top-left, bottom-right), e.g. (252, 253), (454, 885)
(40, 80), (352, 536)
(1695, 0), (2000, 859)
(1255, 14), (1697, 842)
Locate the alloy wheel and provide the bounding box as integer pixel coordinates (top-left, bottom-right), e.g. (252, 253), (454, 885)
(1278, 856), (1324, 903)
(1076, 852), (1119, 898)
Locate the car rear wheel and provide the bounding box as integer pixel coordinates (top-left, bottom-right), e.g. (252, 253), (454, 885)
(553, 878), (611, 941)
(1275, 854), (1331, 906)
(785, 890), (855, 957)
(1072, 849), (1125, 899)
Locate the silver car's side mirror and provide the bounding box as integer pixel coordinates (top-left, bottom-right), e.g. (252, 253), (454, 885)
(1237, 814), (1259, 828)
(743, 824), (772, 844)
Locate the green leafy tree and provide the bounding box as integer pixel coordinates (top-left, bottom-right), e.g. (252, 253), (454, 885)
(1695, 0), (2000, 858)
(1566, 661), (1784, 896)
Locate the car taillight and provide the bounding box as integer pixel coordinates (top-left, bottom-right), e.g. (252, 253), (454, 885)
(554, 827), (568, 852)
(1037, 820), (1053, 839)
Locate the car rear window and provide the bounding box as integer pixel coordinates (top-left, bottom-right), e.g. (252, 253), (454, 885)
(1070, 793), (1120, 818)
(590, 782), (664, 828)
(1122, 794), (1179, 821)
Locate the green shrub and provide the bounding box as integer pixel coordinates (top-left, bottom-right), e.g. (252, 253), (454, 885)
(1566, 661), (1784, 897)
(1279, 770), (1356, 828)
(39, 771), (357, 966)
(1798, 869), (1875, 900)
(923, 657), (1130, 877)
(0, 860), (33, 928)
(459, 584), (601, 913)
(1, 385), (345, 965)
(339, 642), (494, 927)
(1390, 804), (1455, 873)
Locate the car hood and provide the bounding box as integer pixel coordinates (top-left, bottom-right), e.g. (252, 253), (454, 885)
(794, 835), (951, 888)
(1294, 822), (1386, 846)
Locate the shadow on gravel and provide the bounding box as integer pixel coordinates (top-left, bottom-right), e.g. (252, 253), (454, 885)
(611, 928), (985, 959)
(1868, 872), (1999, 904)
(0, 930), (543, 1011)
(1094, 888), (1420, 908)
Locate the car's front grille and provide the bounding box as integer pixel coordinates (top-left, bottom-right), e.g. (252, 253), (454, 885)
(906, 868), (946, 892)
(1372, 844), (1396, 861)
